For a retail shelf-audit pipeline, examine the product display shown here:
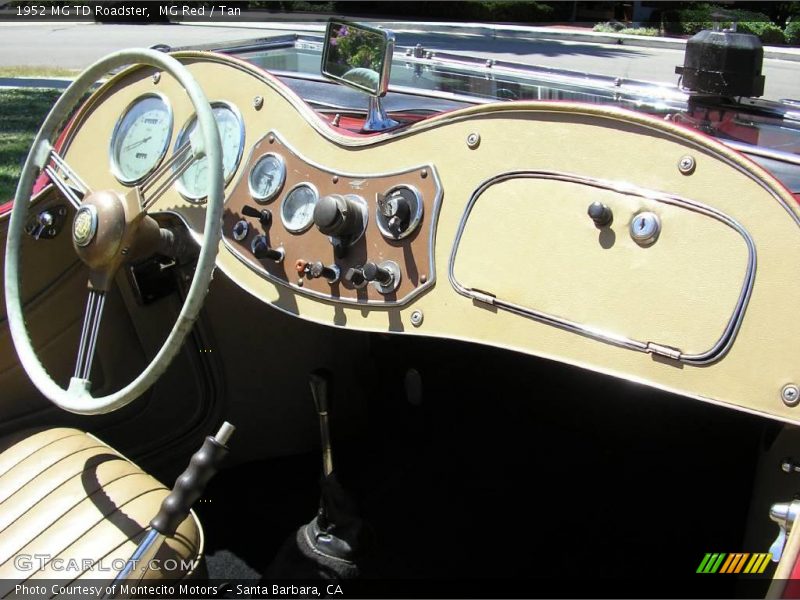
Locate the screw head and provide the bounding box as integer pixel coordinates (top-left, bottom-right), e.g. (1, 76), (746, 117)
(410, 310), (424, 327)
(466, 133), (481, 149)
(152, 72), (161, 84)
(332, 175), (339, 183)
(678, 155), (696, 175)
(253, 95), (264, 110)
(420, 169), (428, 179)
(783, 384), (800, 406)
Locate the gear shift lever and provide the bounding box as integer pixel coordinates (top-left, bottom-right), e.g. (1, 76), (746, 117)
(309, 371), (334, 478)
(296, 370), (362, 578)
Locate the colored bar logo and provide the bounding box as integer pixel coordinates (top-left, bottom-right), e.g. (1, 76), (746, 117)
(697, 553), (772, 574)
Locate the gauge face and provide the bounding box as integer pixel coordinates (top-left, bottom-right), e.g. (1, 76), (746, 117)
(109, 94), (172, 184)
(174, 103), (244, 202)
(249, 153), (286, 203)
(281, 184), (318, 233)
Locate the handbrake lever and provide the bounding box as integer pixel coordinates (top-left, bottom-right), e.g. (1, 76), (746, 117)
(109, 422), (235, 594)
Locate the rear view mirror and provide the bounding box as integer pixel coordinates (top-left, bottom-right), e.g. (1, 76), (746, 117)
(321, 19), (394, 97)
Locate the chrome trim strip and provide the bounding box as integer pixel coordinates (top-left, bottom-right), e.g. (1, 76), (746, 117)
(173, 99), (245, 203)
(725, 140), (800, 168)
(221, 130), (442, 307)
(108, 92), (173, 187)
(448, 170), (757, 365)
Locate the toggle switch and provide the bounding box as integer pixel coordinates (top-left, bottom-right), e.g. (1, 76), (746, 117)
(242, 205), (272, 229)
(344, 266), (368, 289)
(362, 261), (394, 287)
(250, 235), (284, 263)
(297, 260), (340, 284)
(346, 261), (401, 293)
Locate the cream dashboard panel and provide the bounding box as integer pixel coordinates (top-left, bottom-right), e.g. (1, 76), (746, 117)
(59, 53), (800, 424)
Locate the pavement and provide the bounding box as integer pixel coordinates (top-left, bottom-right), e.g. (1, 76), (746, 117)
(0, 18), (798, 101)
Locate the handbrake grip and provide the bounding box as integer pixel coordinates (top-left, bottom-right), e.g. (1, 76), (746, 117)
(150, 422), (234, 537)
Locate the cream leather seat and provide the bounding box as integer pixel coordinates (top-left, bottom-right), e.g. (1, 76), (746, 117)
(0, 428), (202, 594)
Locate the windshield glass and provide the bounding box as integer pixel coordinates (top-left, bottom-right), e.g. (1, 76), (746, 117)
(226, 33), (800, 192)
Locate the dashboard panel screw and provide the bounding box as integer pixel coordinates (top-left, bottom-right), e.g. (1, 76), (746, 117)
(268, 134), (275, 144)
(420, 169), (428, 179)
(297, 278), (304, 287)
(152, 72), (161, 84)
(678, 155), (696, 175)
(332, 175), (339, 183)
(410, 310), (424, 327)
(466, 133), (481, 149)
(253, 96), (264, 110)
(420, 274), (427, 283)
(782, 384), (800, 407)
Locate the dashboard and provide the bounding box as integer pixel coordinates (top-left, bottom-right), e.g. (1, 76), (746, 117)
(54, 51), (800, 426)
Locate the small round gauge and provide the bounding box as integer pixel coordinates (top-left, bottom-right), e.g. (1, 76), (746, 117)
(281, 183), (319, 233)
(174, 102), (244, 203)
(109, 94), (172, 185)
(249, 153), (286, 203)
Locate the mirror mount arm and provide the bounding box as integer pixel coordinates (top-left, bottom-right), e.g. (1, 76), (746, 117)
(363, 96), (399, 132)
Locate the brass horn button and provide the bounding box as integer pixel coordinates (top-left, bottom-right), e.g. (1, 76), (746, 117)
(72, 205), (98, 247)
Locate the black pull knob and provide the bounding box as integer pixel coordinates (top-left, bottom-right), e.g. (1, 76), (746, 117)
(588, 202), (613, 227)
(250, 235), (284, 262)
(362, 261), (394, 286)
(344, 266), (368, 289)
(314, 194), (364, 238)
(242, 205), (272, 229)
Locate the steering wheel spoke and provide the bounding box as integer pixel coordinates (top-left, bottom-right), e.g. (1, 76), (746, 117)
(140, 141), (196, 210)
(74, 288), (106, 383)
(42, 145), (91, 209)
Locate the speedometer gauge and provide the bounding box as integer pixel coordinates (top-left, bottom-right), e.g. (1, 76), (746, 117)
(249, 153), (286, 203)
(281, 183), (318, 233)
(109, 94), (172, 185)
(174, 102), (244, 203)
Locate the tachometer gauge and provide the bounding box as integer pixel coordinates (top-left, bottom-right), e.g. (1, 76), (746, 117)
(281, 183), (318, 233)
(249, 153), (286, 203)
(109, 94), (172, 185)
(174, 102), (244, 203)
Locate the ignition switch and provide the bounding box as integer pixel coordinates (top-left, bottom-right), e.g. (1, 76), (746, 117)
(377, 186), (423, 240)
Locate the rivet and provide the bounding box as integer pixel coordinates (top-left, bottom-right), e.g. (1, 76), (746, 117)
(466, 132), (481, 149)
(420, 274), (427, 283)
(297, 278), (304, 287)
(420, 169), (428, 179)
(332, 175), (339, 183)
(152, 72), (161, 84)
(410, 310), (424, 327)
(678, 155), (696, 175)
(268, 134), (275, 144)
(253, 96), (264, 110)
(783, 384), (800, 407)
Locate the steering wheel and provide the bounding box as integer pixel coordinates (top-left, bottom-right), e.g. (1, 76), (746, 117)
(4, 49), (224, 415)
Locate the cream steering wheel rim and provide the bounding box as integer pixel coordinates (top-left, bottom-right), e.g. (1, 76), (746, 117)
(4, 49), (224, 415)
